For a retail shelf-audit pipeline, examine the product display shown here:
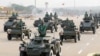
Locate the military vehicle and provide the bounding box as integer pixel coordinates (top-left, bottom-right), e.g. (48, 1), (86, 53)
(19, 36), (62, 56)
(80, 13), (96, 34)
(4, 18), (15, 32)
(59, 20), (80, 43)
(45, 21), (54, 33)
(7, 19), (31, 40)
(34, 18), (43, 27)
(43, 12), (52, 22)
(4, 13), (18, 32)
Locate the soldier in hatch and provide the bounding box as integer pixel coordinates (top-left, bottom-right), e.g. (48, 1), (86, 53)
(54, 12), (58, 19)
(16, 19), (25, 28)
(44, 12), (50, 22)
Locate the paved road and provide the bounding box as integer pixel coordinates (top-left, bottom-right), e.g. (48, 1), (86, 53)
(0, 16), (100, 56)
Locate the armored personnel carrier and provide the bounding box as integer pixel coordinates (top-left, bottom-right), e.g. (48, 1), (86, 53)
(4, 19), (15, 32)
(45, 21), (54, 33)
(59, 20), (80, 43)
(19, 36), (62, 56)
(33, 18), (43, 27)
(4, 13), (18, 32)
(7, 19), (31, 40)
(80, 13), (96, 34)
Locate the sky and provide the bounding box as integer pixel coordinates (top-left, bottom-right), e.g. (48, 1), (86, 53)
(0, 0), (100, 8)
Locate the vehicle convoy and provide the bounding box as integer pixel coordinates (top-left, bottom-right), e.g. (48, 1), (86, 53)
(59, 18), (80, 43)
(4, 13), (18, 32)
(7, 19), (31, 40)
(80, 12), (96, 34)
(19, 36), (62, 56)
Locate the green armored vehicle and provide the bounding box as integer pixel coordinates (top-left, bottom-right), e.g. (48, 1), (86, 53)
(7, 19), (31, 40)
(80, 12), (96, 34)
(59, 19), (80, 43)
(4, 13), (18, 32)
(34, 18), (43, 27)
(19, 36), (62, 56)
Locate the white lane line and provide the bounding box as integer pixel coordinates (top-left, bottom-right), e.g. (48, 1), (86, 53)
(86, 43), (90, 46)
(78, 49), (83, 54)
(78, 43), (90, 54)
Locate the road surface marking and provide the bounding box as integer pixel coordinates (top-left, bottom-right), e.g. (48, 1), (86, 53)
(78, 49), (83, 54)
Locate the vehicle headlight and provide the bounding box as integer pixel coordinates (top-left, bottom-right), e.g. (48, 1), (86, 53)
(40, 45), (45, 48)
(7, 29), (12, 33)
(20, 47), (25, 51)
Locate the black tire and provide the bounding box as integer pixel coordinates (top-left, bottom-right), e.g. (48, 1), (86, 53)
(51, 29), (53, 33)
(21, 34), (24, 41)
(20, 52), (27, 56)
(78, 33), (80, 41)
(80, 27), (82, 33)
(74, 36), (77, 43)
(7, 34), (12, 40)
(4, 26), (7, 32)
(56, 52), (60, 56)
(60, 35), (63, 42)
(92, 27), (95, 34)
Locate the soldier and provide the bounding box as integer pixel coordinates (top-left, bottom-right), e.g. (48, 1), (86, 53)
(16, 19), (23, 28)
(84, 12), (88, 18)
(11, 12), (17, 20)
(44, 12), (50, 22)
(84, 12), (89, 20)
(50, 13), (53, 20)
(88, 13), (92, 20)
(38, 22), (47, 37)
(70, 20), (76, 28)
(54, 12), (58, 19)
(16, 12), (18, 17)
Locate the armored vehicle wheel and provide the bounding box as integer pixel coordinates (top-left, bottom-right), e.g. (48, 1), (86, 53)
(4, 26), (7, 32)
(74, 36), (77, 43)
(92, 27), (95, 34)
(21, 34), (25, 41)
(80, 27), (83, 33)
(60, 35), (63, 42)
(51, 29), (53, 33)
(56, 52), (60, 56)
(7, 34), (12, 40)
(20, 52), (27, 56)
(78, 33), (80, 41)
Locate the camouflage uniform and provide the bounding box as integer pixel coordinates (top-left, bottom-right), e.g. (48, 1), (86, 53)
(38, 23), (47, 37)
(44, 12), (50, 22)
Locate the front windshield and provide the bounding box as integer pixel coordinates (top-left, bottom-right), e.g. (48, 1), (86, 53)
(43, 40), (49, 43)
(34, 40), (42, 44)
